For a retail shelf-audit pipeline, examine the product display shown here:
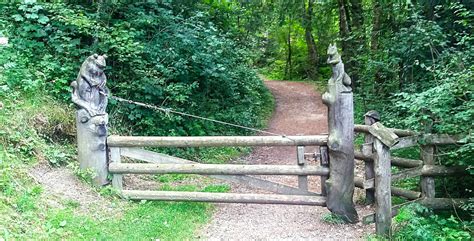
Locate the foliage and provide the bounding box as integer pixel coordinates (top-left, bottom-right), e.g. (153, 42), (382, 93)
(1, 1), (273, 138)
(393, 203), (472, 240)
(321, 213), (346, 225)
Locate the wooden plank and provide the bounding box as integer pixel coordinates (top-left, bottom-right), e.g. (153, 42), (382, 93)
(357, 166), (423, 189)
(421, 165), (469, 176)
(420, 145), (435, 198)
(355, 151), (422, 168)
(109, 163), (330, 176)
(354, 179), (421, 200)
(122, 190), (327, 206)
(391, 135), (419, 150)
(107, 135), (328, 147)
(422, 134), (466, 145)
(297, 146), (308, 191)
(391, 157), (422, 168)
(354, 124), (417, 137)
(391, 166), (423, 182)
(391, 187), (421, 200)
(363, 111), (378, 204)
(121, 148), (320, 196)
(374, 138), (392, 236)
(319, 146), (329, 196)
(109, 147), (122, 191)
(368, 122), (399, 147)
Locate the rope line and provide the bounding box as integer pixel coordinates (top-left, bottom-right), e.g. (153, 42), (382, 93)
(110, 95), (293, 139)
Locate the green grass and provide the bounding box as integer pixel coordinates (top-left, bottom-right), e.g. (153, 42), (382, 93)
(0, 93), (220, 240)
(42, 201), (212, 240)
(0, 86), (266, 239)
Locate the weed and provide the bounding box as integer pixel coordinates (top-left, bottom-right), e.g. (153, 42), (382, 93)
(321, 213), (346, 225)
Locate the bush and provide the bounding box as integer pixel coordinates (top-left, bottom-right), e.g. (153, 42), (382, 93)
(393, 203), (472, 240)
(1, 1), (273, 138)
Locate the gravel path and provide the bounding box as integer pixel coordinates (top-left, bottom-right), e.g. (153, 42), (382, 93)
(199, 80), (374, 240)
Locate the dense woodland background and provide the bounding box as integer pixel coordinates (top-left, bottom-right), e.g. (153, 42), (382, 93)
(0, 0), (472, 239)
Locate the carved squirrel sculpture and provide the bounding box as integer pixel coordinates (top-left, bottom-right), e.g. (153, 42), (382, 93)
(71, 54), (108, 119)
(322, 44), (351, 105)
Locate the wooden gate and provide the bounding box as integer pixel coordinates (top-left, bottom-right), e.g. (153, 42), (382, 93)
(107, 135), (328, 206)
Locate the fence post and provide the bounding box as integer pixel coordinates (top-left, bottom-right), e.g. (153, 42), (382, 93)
(373, 138), (392, 236)
(297, 146), (308, 191)
(319, 146), (329, 196)
(71, 54), (109, 185)
(362, 111), (380, 204)
(322, 44), (357, 223)
(369, 122), (398, 237)
(420, 145), (435, 198)
(420, 113), (435, 198)
(110, 147), (123, 191)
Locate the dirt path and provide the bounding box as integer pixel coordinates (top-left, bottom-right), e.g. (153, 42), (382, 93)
(199, 81), (374, 240)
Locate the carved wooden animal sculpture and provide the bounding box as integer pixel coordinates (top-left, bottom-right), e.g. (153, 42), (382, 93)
(322, 44), (358, 223)
(322, 44), (351, 105)
(71, 54), (108, 118)
(71, 54), (109, 185)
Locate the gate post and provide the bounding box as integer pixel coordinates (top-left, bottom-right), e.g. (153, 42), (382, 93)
(362, 110), (380, 204)
(322, 44), (358, 223)
(71, 54), (109, 185)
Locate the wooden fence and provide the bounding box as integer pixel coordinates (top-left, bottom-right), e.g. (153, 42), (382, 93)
(352, 113), (469, 236)
(72, 52), (470, 238)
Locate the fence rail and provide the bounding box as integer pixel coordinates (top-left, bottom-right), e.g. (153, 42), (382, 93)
(122, 190), (327, 206)
(109, 163), (330, 176)
(107, 135), (328, 147)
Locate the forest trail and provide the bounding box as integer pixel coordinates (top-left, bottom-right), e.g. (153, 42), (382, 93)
(199, 80), (373, 240)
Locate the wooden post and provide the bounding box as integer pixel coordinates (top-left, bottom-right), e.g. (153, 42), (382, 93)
(319, 146), (329, 196)
(110, 147), (123, 191)
(322, 44), (357, 223)
(420, 112), (435, 198)
(369, 123), (398, 237)
(71, 54), (109, 186)
(421, 145), (435, 198)
(374, 138), (392, 237)
(297, 146), (308, 191)
(362, 110), (379, 204)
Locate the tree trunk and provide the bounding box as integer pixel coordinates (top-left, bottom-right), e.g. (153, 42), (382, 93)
(285, 17), (293, 80)
(337, 0), (350, 54)
(302, 0), (318, 80)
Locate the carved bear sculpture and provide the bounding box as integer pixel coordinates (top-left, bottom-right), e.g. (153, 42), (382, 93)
(71, 54), (108, 119)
